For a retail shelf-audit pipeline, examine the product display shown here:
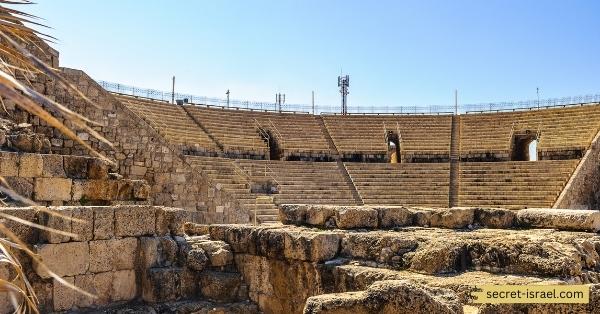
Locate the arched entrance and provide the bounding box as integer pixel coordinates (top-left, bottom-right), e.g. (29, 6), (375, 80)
(387, 132), (401, 163)
(511, 131), (538, 161)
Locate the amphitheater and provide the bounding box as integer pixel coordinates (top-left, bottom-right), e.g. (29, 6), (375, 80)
(2, 36), (600, 314)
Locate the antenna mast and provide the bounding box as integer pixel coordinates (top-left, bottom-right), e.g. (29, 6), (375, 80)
(276, 93), (285, 113)
(338, 75), (349, 114)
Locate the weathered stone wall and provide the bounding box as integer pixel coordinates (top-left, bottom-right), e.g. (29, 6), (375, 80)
(279, 204), (600, 232)
(0, 205), (230, 313)
(186, 221), (600, 314)
(554, 130), (600, 209)
(0, 151), (149, 206)
(2, 66), (249, 223)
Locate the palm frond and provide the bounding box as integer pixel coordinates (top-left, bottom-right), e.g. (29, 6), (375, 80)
(0, 1), (114, 313)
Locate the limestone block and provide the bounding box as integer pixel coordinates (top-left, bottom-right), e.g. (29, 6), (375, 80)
(334, 207), (378, 229)
(130, 165), (147, 176)
(412, 209), (433, 226)
(71, 207), (93, 241)
(38, 207), (72, 243)
(41, 154), (65, 177)
(90, 238), (138, 273)
(93, 207), (114, 240)
(74, 272), (113, 307)
(89, 240), (112, 273)
(306, 205), (336, 226)
(517, 208), (600, 232)
(72, 179), (118, 201)
(156, 207), (188, 236)
(475, 208), (517, 229)
(376, 206), (413, 228)
(133, 180), (150, 200)
(34, 178), (72, 201)
(303, 280), (462, 314)
(63, 156), (88, 179)
(4, 177), (34, 200)
(284, 231), (341, 262)
(197, 241), (233, 267)
(204, 225), (252, 253)
(0, 152), (18, 176)
(87, 158), (109, 179)
(53, 277), (76, 312)
(139, 236), (177, 269)
(0, 207), (38, 244)
(409, 242), (467, 274)
(18, 153), (43, 177)
(186, 248), (208, 271)
(142, 267), (187, 303)
(112, 269), (137, 301)
(199, 271), (244, 303)
(32, 280), (53, 313)
(114, 205), (156, 236)
(35, 242), (89, 278)
(116, 180), (134, 200)
(278, 204), (307, 225)
(251, 228), (285, 258)
(428, 208), (475, 229)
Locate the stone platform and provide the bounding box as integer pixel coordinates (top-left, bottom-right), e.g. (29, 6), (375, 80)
(185, 213), (600, 313)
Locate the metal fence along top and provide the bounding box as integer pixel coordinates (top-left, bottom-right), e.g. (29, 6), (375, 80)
(97, 80), (600, 115)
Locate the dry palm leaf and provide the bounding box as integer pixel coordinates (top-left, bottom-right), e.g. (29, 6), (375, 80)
(0, 1), (117, 313)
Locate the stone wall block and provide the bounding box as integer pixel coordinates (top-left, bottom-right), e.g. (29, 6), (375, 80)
(87, 158), (109, 179)
(0, 208), (38, 243)
(93, 207), (114, 240)
(34, 178), (72, 201)
(63, 156), (88, 179)
(3, 177), (33, 201)
(18, 153), (43, 177)
(74, 272), (112, 308)
(114, 205), (156, 237)
(41, 154), (65, 177)
(34, 242), (89, 278)
(156, 207), (188, 236)
(334, 207), (378, 229)
(90, 238), (138, 272)
(0, 152), (18, 176)
(38, 207), (72, 243)
(71, 207), (93, 241)
(52, 277), (76, 311)
(112, 269), (137, 301)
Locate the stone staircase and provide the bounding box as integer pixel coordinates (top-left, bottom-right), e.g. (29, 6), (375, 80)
(448, 115), (461, 207)
(250, 195), (279, 224)
(186, 155), (279, 224)
(316, 116), (364, 205)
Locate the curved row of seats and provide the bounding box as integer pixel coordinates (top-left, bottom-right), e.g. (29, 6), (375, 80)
(115, 94), (600, 160)
(112, 94), (592, 210)
(184, 105), (331, 158)
(116, 95), (219, 152)
(458, 160), (578, 208)
(345, 160), (578, 208)
(322, 115), (453, 159)
(345, 162), (451, 207)
(460, 104), (600, 158)
(236, 159), (359, 205)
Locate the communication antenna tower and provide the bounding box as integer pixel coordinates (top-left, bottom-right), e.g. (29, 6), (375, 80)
(276, 93), (286, 112)
(338, 75), (349, 114)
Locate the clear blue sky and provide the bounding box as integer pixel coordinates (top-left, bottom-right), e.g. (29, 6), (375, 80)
(26, 0), (600, 108)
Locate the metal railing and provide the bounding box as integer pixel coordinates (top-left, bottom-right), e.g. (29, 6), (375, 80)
(97, 79), (600, 115)
(267, 119), (285, 149)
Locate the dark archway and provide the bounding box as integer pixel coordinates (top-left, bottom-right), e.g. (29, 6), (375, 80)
(511, 131), (538, 161)
(387, 131), (401, 163)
